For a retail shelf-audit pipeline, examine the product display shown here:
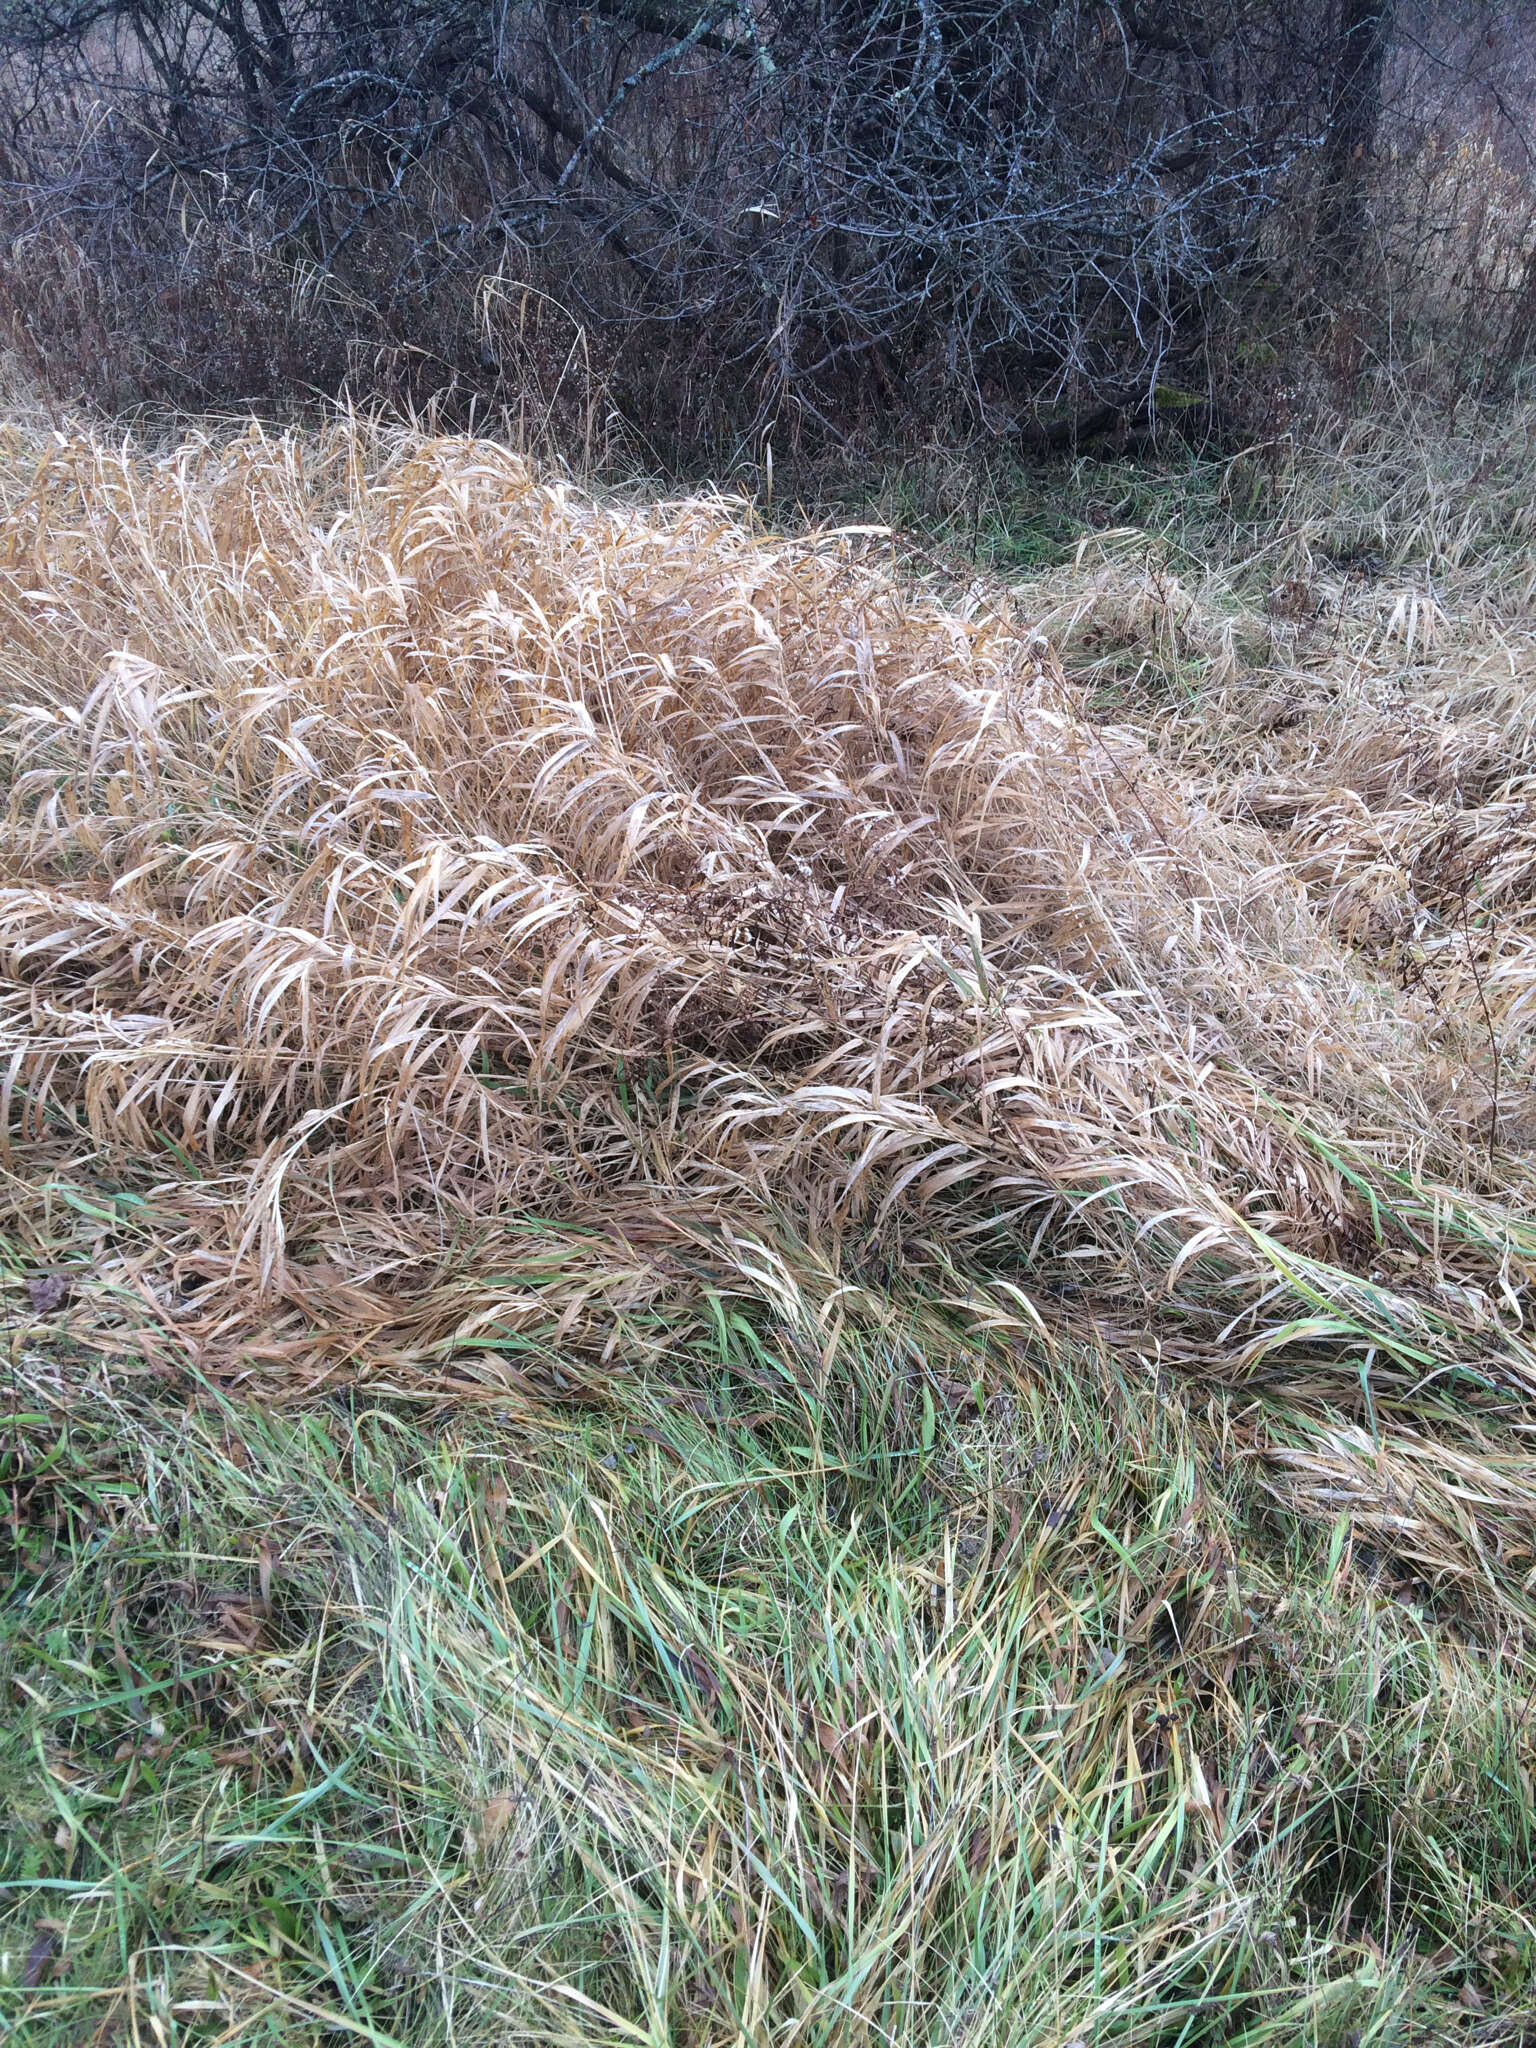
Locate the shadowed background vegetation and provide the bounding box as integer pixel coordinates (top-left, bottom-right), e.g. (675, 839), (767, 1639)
(0, 1), (1533, 448)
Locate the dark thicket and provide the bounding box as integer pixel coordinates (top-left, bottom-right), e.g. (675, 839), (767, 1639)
(0, 0), (1530, 445)
(1319, 1), (1397, 272)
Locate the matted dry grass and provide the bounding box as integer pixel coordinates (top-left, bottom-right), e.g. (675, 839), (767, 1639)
(2, 419), (1534, 1397)
(6, 410), (1536, 2041)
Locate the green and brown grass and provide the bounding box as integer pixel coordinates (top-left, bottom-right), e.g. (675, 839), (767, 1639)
(3, 399), (1536, 2043)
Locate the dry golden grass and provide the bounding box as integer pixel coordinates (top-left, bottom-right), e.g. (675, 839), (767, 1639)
(6, 409), (1536, 2042)
(2, 416), (1534, 1415)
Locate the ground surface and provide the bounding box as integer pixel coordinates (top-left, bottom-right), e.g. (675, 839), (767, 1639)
(3, 403), (1536, 2044)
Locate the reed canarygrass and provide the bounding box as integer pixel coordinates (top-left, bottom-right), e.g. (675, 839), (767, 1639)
(2, 405), (1536, 2041)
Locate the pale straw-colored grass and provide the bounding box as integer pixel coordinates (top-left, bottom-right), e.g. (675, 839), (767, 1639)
(5, 409), (1536, 2042)
(2, 420), (1532, 1374)
(4, 421), (1536, 1451)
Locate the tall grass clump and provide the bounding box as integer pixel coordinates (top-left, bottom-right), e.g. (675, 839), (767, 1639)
(2, 407), (1536, 2040)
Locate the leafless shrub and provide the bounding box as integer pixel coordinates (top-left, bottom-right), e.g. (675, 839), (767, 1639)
(2, 2), (1530, 437)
